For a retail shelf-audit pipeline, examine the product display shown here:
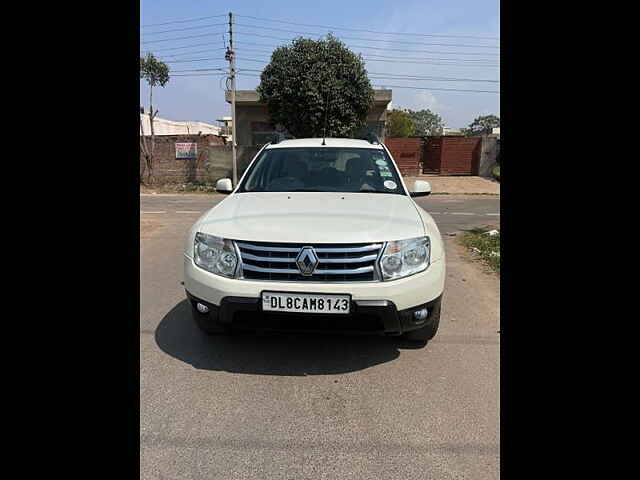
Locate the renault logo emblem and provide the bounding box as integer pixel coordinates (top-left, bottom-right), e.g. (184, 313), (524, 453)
(296, 247), (319, 276)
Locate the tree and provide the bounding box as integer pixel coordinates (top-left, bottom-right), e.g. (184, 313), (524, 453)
(385, 109), (415, 137)
(257, 34), (374, 138)
(140, 53), (170, 184)
(406, 109), (443, 136)
(464, 114), (500, 137)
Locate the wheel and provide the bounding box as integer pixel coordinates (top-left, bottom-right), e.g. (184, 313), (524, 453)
(190, 303), (231, 336)
(401, 301), (441, 343)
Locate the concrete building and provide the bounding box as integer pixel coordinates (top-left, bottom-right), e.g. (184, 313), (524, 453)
(216, 116), (233, 142)
(442, 127), (464, 136)
(139, 114), (220, 136)
(224, 89), (392, 146)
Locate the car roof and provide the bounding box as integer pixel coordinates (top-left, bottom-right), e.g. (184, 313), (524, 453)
(264, 138), (384, 149)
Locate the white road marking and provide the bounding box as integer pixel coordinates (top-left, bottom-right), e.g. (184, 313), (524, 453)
(450, 212), (475, 216)
(486, 213), (500, 216)
(141, 211), (166, 214)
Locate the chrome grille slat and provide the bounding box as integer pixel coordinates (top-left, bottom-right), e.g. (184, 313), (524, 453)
(241, 252), (378, 264)
(236, 241), (384, 282)
(236, 242), (382, 254)
(242, 264), (374, 275)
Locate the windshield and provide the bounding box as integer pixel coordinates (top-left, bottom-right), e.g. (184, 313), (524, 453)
(237, 147), (406, 195)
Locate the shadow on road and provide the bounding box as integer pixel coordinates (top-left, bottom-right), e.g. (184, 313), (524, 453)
(155, 300), (408, 375)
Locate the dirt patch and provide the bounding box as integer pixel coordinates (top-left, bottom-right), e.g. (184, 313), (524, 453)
(140, 219), (163, 238)
(403, 176), (500, 195)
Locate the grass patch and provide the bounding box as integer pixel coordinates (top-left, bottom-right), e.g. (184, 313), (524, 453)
(493, 165), (500, 182)
(460, 227), (500, 273)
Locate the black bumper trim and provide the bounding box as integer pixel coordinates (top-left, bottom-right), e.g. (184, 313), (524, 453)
(185, 290), (442, 336)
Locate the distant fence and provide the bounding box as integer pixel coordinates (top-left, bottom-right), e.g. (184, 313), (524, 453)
(386, 136), (496, 177)
(384, 137), (424, 176)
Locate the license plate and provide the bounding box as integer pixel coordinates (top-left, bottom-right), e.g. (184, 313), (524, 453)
(262, 292), (351, 314)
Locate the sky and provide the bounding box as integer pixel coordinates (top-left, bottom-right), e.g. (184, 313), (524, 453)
(140, 0), (499, 129)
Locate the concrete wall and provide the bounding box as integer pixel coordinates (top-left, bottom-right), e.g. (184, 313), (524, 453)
(205, 145), (262, 181)
(235, 105), (270, 146)
(478, 136), (499, 178)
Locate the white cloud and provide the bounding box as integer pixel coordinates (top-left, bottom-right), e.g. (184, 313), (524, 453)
(414, 91), (440, 111)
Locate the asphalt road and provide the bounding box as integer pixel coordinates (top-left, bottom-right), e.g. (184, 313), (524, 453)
(140, 193), (500, 479)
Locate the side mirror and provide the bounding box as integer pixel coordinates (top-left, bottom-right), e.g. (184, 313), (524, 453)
(409, 180), (431, 197)
(215, 178), (233, 194)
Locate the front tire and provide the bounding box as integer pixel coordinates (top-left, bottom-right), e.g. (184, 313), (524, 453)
(401, 301), (441, 343)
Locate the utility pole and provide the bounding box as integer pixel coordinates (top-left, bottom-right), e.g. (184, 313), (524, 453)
(226, 12), (238, 186)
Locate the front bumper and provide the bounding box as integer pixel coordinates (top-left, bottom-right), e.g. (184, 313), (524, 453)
(183, 254), (445, 312)
(186, 290), (442, 336)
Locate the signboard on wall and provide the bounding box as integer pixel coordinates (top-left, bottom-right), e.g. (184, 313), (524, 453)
(175, 142), (197, 159)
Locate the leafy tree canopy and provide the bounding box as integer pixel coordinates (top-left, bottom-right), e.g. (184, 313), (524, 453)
(406, 109), (444, 136)
(140, 53), (170, 88)
(386, 109), (416, 137)
(257, 34), (374, 138)
(464, 114), (500, 136)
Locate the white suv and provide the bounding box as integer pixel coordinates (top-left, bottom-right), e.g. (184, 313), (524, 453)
(183, 137), (445, 345)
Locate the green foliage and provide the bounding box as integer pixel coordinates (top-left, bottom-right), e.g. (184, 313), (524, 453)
(461, 227), (500, 273)
(257, 34), (374, 138)
(386, 109), (416, 137)
(464, 114), (500, 136)
(406, 109), (443, 136)
(140, 53), (170, 88)
(493, 165), (500, 181)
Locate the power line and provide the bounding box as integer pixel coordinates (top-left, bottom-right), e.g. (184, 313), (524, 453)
(171, 73), (228, 77)
(368, 74), (498, 83)
(235, 14), (499, 40)
(141, 42), (227, 53)
(141, 32), (227, 44)
(140, 23), (227, 36)
(235, 40), (499, 56)
(169, 72), (500, 92)
(162, 57), (226, 64)
(234, 27), (499, 49)
(235, 67), (498, 84)
(235, 56), (499, 68)
(141, 14), (227, 28)
(169, 68), (227, 73)
(155, 48), (226, 59)
(373, 84), (499, 93)
(235, 46), (498, 63)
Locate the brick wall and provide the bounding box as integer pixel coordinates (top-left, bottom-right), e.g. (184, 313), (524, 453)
(384, 137), (424, 175)
(140, 134), (226, 184)
(439, 137), (481, 175)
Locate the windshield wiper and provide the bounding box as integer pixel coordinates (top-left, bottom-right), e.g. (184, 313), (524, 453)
(287, 188), (326, 192)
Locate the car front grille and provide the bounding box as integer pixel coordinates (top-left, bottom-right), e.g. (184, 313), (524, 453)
(236, 241), (384, 282)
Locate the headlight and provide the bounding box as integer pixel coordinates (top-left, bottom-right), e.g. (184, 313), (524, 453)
(379, 236), (430, 281)
(193, 233), (238, 278)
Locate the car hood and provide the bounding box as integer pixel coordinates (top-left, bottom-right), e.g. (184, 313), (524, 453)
(196, 192), (426, 243)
